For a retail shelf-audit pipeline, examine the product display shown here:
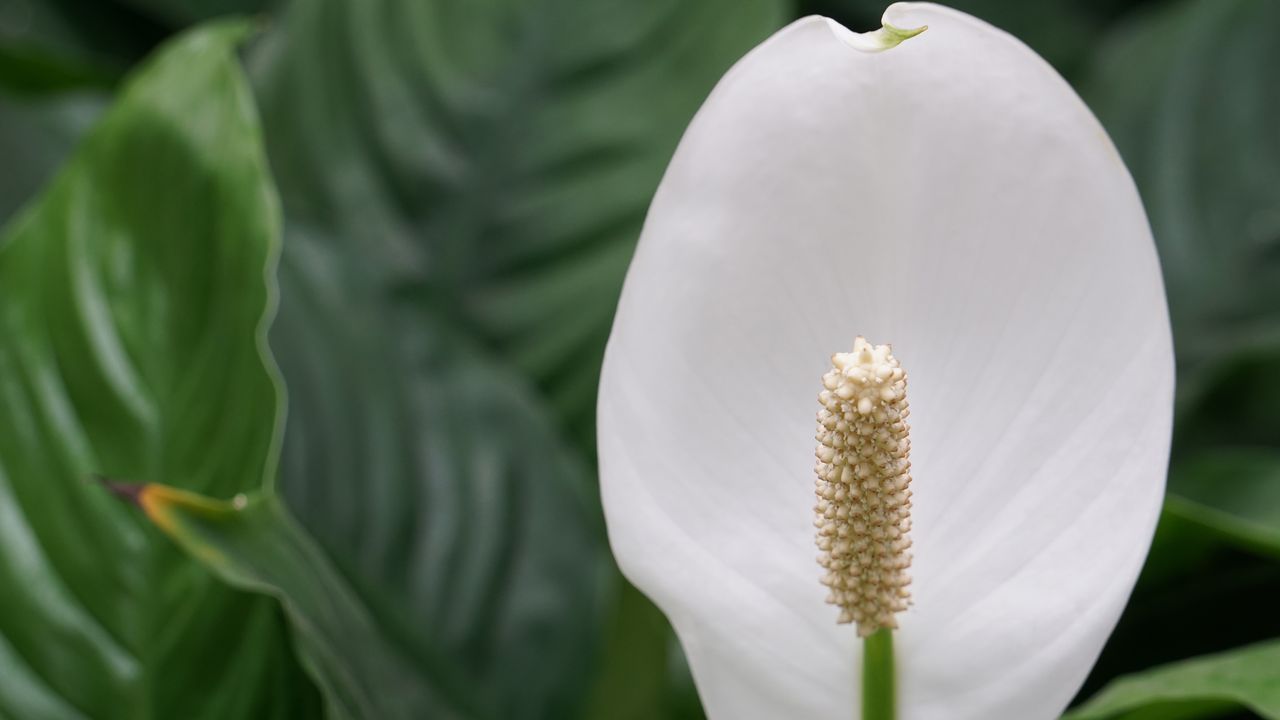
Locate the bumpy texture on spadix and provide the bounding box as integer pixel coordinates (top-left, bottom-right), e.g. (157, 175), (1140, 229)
(815, 338), (913, 635)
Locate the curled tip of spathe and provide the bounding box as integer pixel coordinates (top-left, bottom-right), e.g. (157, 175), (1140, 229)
(823, 15), (927, 53)
(883, 21), (928, 43)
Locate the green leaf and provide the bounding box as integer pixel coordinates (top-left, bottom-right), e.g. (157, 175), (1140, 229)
(0, 21), (316, 719)
(1065, 639), (1280, 720)
(1084, 0), (1280, 378)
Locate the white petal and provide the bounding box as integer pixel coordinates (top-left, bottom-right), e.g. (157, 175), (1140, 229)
(598, 4), (1173, 720)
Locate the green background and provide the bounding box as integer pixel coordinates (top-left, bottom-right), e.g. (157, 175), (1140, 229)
(1, 0), (1278, 718)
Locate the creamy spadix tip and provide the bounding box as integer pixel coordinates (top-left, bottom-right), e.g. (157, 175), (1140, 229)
(814, 336), (913, 637)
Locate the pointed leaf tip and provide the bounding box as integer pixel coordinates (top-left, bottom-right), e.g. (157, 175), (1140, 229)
(94, 476), (147, 508)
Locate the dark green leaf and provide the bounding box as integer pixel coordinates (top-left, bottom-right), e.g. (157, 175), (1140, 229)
(1077, 2), (1280, 699)
(0, 45), (116, 95)
(1066, 639), (1280, 720)
(1174, 343), (1280, 453)
(1080, 516), (1280, 703)
(0, 21), (316, 719)
(251, 0), (788, 449)
(1164, 343), (1280, 557)
(0, 0), (171, 94)
(1167, 449), (1280, 559)
(583, 583), (693, 720)
(268, 227), (609, 719)
(115, 0), (277, 28)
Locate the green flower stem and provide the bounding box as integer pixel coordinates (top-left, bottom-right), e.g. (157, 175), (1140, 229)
(862, 628), (896, 720)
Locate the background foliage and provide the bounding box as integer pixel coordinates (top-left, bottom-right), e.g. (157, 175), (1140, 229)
(0, 0), (1277, 718)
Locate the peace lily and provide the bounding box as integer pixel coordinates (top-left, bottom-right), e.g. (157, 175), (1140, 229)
(597, 4), (1173, 720)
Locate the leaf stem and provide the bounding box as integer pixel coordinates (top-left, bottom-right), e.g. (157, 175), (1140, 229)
(862, 628), (895, 720)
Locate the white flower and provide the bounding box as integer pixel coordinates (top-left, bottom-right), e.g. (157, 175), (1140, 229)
(597, 4), (1174, 719)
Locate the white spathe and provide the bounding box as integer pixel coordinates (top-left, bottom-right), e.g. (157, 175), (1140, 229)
(597, 4), (1174, 720)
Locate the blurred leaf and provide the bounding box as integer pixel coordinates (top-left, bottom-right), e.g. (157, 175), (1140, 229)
(1082, 14), (1280, 698)
(1065, 639), (1280, 720)
(582, 583), (679, 720)
(1133, 507), (1228, 590)
(251, 0), (787, 449)
(268, 227), (608, 718)
(0, 45), (116, 94)
(0, 89), (104, 220)
(0, 20), (316, 719)
(245, 0), (787, 715)
(114, 485), (471, 719)
(1174, 344), (1280, 453)
(1085, 0), (1280, 378)
(115, 0), (277, 28)
(1163, 348), (1280, 555)
(0, 0), (171, 94)
(1166, 449), (1280, 560)
(1080, 520), (1280, 702)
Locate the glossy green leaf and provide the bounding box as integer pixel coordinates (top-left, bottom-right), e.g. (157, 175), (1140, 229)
(1065, 639), (1280, 720)
(1084, 0), (1280, 377)
(0, 21), (316, 719)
